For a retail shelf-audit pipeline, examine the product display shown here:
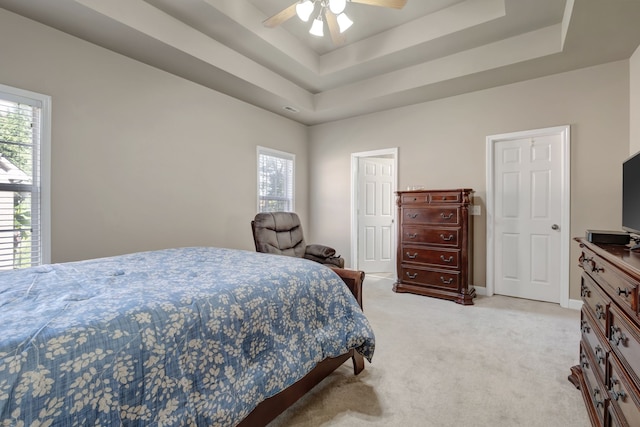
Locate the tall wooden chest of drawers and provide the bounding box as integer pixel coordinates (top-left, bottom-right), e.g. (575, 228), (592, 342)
(393, 188), (475, 305)
(569, 239), (640, 426)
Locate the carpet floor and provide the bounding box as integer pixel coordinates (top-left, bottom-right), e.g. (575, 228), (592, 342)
(269, 275), (590, 426)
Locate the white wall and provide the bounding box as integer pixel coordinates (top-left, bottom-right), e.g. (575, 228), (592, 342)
(309, 61), (630, 300)
(631, 45), (640, 155)
(0, 9), (309, 262)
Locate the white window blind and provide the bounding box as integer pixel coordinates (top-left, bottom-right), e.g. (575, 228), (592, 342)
(0, 85), (50, 269)
(257, 147), (294, 212)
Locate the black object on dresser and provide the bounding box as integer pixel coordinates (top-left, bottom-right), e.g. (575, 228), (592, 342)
(393, 188), (475, 305)
(569, 238), (640, 427)
(586, 230), (631, 245)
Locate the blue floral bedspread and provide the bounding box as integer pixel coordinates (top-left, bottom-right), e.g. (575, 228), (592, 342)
(0, 247), (375, 426)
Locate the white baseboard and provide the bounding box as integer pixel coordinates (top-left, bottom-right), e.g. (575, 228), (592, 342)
(475, 286), (583, 311)
(567, 298), (583, 311)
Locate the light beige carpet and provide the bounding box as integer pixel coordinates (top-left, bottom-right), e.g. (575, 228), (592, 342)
(269, 275), (590, 426)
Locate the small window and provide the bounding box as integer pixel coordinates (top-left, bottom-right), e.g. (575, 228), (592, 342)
(257, 147), (294, 212)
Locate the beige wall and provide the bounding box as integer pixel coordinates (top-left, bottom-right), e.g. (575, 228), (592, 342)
(0, 9), (308, 262)
(0, 8), (635, 303)
(309, 61), (630, 301)
(631, 46), (640, 155)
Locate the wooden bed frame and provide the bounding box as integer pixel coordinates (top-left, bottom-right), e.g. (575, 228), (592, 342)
(237, 268), (366, 426)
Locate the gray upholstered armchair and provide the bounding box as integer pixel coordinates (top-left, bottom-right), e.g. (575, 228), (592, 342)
(251, 212), (345, 268)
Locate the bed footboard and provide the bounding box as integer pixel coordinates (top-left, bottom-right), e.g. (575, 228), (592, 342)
(332, 267), (364, 309)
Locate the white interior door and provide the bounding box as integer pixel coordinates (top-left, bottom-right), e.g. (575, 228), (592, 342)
(493, 133), (564, 303)
(357, 157), (394, 273)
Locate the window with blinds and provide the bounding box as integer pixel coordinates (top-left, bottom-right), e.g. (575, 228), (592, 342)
(0, 85), (49, 269)
(257, 147), (295, 213)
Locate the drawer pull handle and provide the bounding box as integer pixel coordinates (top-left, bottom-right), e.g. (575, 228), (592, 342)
(580, 353), (589, 369)
(440, 255), (454, 263)
(440, 234), (454, 241)
(580, 254), (593, 263)
(407, 213), (419, 219)
(594, 345), (605, 364)
(406, 252), (418, 259)
(406, 272), (418, 279)
(616, 287), (631, 298)
(610, 326), (627, 346)
(592, 389), (604, 408)
(609, 377), (627, 401)
(407, 233), (418, 239)
(580, 284), (591, 298)
(595, 304), (605, 320)
(583, 256), (593, 263)
(440, 212), (454, 220)
(578, 254), (593, 269)
(591, 262), (604, 273)
(580, 320), (590, 334)
(440, 276), (454, 284)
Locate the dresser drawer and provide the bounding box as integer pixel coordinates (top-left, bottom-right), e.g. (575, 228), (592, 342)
(581, 342), (608, 426)
(402, 207), (459, 226)
(428, 192), (461, 203)
(402, 226), (459, 247)
(581, 309), (608, 383)
(608, 356), (640, 427)
(609, 305), (640, 387)
(400, 266), (459, 290)
(581, 273), (610, 334)
(401, 193), (429, 204)
(581, 248), (638, 314)
(401, 246), (459, 268)
(400, 191), (462, 205)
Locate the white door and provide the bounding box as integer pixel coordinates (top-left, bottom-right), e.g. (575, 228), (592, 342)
(493, 133), (564, 303)
(357, 157), (394, 273)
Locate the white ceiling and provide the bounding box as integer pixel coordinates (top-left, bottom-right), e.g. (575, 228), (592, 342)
(1, 0), (640, 125)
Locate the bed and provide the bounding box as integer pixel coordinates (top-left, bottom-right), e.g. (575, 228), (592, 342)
(0, 247), (375, 426)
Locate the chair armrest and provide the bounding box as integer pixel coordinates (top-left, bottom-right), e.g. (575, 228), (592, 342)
(332, 267), (364, 309)
(304, 254), (345, 268)
(305, 244), (336, 258)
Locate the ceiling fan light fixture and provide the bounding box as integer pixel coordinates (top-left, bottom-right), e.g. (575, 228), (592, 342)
(309, 15), (324, 36)
(296, 0), (315, 22)
(328, 0), (347, 15)
(336, 12), (353, 33)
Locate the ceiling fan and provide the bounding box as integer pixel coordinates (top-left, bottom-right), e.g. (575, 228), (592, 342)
(263, 0), (408, 46)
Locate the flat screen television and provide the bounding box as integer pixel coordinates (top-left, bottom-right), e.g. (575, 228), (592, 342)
(623, 150), (640, 249)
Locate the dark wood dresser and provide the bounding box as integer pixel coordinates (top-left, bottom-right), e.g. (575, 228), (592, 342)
(393, 188), (475, 305)
(569, 238), (640, 426)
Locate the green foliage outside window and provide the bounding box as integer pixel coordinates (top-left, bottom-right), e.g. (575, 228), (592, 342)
(0, 106), (33, 174)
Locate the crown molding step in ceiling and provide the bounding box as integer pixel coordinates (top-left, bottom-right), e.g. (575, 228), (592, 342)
(0, 0), (639, 124)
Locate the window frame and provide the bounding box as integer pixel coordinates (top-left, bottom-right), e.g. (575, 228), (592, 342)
(0, 83), (51, 267)
(257, 146), (295, 213)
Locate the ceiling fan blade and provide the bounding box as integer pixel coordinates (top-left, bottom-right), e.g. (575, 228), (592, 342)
(263, 2), (298, 28)
(350, 0), (407, 9)
(325, 11), (346, 46)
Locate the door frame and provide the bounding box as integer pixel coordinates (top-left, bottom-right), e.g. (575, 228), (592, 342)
(486, 126), (571, 307)
(351, 148), (398, 272)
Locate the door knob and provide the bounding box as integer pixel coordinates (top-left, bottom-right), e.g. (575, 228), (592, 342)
(551, 224), (559, 230)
